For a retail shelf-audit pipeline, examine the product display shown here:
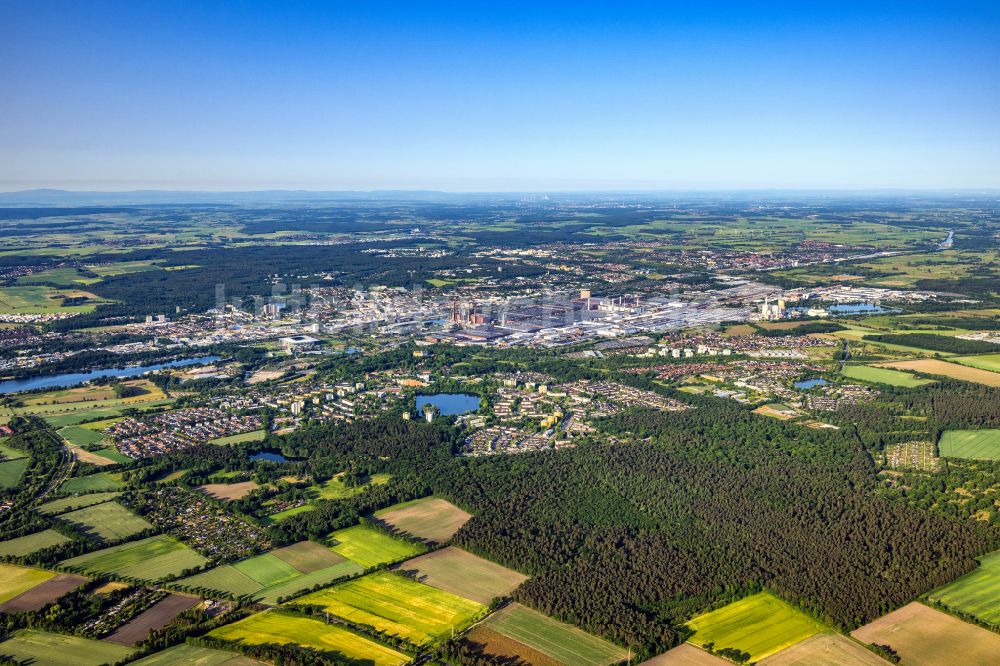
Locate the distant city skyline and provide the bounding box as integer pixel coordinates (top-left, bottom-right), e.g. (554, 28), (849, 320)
(2, 1), (998, 191)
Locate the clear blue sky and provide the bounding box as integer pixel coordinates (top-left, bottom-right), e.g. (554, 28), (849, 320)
(1, 1), (998, 191)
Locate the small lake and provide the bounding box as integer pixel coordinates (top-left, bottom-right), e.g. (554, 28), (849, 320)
(416, 393), (481, 416)
(794, 378), (829, 389)
(0, 355), (222, 394)
(249, 450), (292, 463)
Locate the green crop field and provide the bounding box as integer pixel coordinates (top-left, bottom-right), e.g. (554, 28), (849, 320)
(57, 425), (106, 447)
(954, 354), (1000, 374)
(0, 442), (27, 460)
(481, 602), (628, 666)
(92, 446), (133, 463)
(313, 472), (392, 500)
(60, 495), (152, 541)
(841, 365), (932, 387)
(37, 491), (122, 515)
(685, 592), (827, 662)
(177, 542), (363, 603)
(0, 285), (104, 315)
(208, 611), (410, 666)
(0, 529), (72, 558)
(329, 524), (425, 568)
(928, 550), (1000, 624)
(0, 458), (28, 488)
(130, 643), (264, 666)
(289, 571), (486, 646)
(0, 629), (134, 666)
(59, 471), (123, 493)
(233, 552), (301, 587)
(210, 430), (267, 445)
(252, 561), (363, 605)
(61, 535), (208, 581)
(263, 504), (316, 524)
(0, 564), (56, 603)
(180, 563), (264, 597)
(938, 430), (1000, 460)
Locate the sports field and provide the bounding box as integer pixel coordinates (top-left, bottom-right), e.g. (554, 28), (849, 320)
(60, 471), (123, 493)
(954, 353), (1000, 374)
(329, 524), (426, 567)
(37, 490), (122, 515)
(927, 550), (1000, 624)
(61, 534), (208, 581)
(59, 500), (152, 540)
(177, 541), (363, 603)
(0, 564), (56, 604)
(877, 359), (1000, 387)
(841, 365), (932, 387)
(396, 546), (528, 604)
(288, 571), (486, 646)
(374, 497), (472, 543)
(685, 592), (827, 662)
(130, 643), (265, 666)
(481, 602), (628, 666)
(0, 629), (134, 666)
(208, 610), (410, 666)
(758, 633), (889, 665)
(0, 529), (71, 557)
(938, 430), (1000, 460)
(0, 457), (28, 488)
(851, 602), (1000, 665)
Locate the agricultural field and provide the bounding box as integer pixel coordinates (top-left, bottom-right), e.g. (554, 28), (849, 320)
(312, 471), (392, 500)
(130, 643), (265, 666)
(841, 364), (932, 387)
(288, 571), (486, 646)
(477, 602), (628, 666)
(328, 524), (426, 567)
(0, 529), (71, 557)
(200, 480), (259, 501)
(210, 429), (267, 445)
(851, 602), (1000, 665)
(374, 497), (472, 543)
(685, 592), (827, 663)
(926, 549), (1000, 625)
(207, 610), (410, 666)
(954, 353), (1000, 374)
(0, 564), (57, 604)
(58, 500), (153, 540)
(758, 633), (890, 665)
(0, 629), (134, 666)
(131, 643), (265, 666)
(37, 490), (122, 515)
(106, 593), (202, 646)
(61, 534), (208, 581)
(641, 643), (728, 665)
(59, 471), (124, 493)
(0, 573), (89, 613)
(877, 359), (1000, 387)
(0, 457), (28, 488)
(395, 546), (528, 604)
(938, 430), (1000, 461)
(0, 285), (105, 314)
(0, 441), (27, 460)
(57, 424), (107, 447)
(177, 540), (363, 604)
